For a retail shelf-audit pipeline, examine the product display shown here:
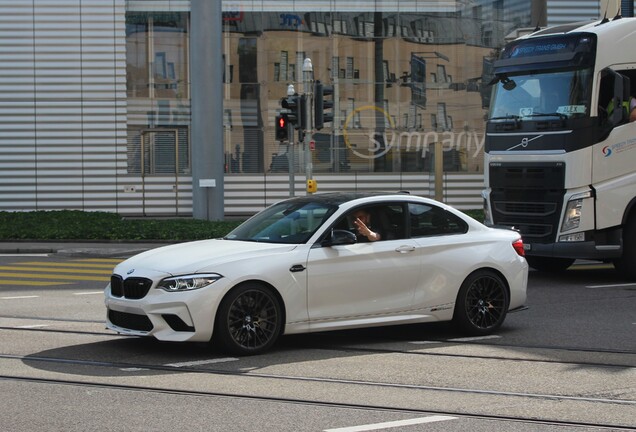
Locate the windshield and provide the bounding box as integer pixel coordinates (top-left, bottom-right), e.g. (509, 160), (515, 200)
(489, 68), (593, 120)
(224, 200), (337, 244)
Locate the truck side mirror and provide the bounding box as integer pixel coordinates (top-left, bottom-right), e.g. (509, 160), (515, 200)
(605, 68), (630, 126)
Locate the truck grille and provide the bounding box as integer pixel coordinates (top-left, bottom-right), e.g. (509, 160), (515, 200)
(110, 275), (153, 299)
(489, 162), (565, 243)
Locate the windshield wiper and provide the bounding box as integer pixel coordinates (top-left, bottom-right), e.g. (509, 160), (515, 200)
(488, 114), (521, 121)
(523, 112), (567, 120)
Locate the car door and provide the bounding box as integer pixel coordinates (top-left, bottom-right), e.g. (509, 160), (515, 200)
(306, 203), (421, 323)
(407, 202), (471, 309)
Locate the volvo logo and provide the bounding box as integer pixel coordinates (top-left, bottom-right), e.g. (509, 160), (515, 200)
(507, 134), (543, 151)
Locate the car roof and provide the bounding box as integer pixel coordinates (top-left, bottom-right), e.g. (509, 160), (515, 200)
(283, 191), (413, 206)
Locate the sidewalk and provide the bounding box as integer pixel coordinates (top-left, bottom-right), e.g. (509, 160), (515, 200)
(0, 241), (172, 258)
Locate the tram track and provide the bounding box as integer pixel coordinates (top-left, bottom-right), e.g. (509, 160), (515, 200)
(2, 321), (635, 429)
(0, 363), (634, 431)
(1, 322), (635, 369)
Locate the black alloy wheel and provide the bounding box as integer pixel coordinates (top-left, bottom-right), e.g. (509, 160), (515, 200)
(453, 270), (509, 335)
(215, 283), (282, 355)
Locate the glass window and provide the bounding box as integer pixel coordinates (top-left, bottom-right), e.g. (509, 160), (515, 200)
(408, 203), (468, 237)
(226, 200), (337, 244)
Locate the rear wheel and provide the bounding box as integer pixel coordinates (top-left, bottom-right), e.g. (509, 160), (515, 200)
(214, 283), (282, 355)
(453, 270), (509, 335)
(614, 213), (636, 281)
(525, 256), (574, 273)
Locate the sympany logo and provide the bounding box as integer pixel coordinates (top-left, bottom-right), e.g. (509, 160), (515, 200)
(342, 105), (485, 160)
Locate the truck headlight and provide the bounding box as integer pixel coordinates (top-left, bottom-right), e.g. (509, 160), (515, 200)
(157, 273), (222, 292)
(561, 191), (592, 232)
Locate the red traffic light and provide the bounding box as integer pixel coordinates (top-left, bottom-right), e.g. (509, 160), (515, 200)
(275, 113), (289, 141)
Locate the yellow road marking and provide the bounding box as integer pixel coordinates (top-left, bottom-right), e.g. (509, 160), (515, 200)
(0, 266), (111, 275)
(0, 280), (70, 286)
(77, 258), (124, 264)
(16, 261), (116, 269)
(570, 264), (613, 271)
(0, 272), (108, 282)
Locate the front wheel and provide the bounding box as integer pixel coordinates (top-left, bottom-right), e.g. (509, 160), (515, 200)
(453, 270), (510, 335)
(214, 283), (282, 355)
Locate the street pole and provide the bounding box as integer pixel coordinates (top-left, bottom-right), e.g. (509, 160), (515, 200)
(302, 58), (314, 194)
(286, 84), (295, 197)
(191, 0), (224, 220)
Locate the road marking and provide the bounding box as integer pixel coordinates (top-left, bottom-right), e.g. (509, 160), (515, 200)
(73, 291), (104, 296)
(323, 415), (457, 431)
(0, 280), (69, 286)
(78, 258), (124, 264)
(18, 261), (116, 269)
(408, 341), (442, 345)
(165, 358), (239, 367)
(0, 265), (112, 275)
(15, 324), (49, 329)
(448, 335), (501, 342)
(586, 283), (636, 289)
(0, 272), (108, 282)
(1, 295), (39, 300)
(0, 254), (49, 257)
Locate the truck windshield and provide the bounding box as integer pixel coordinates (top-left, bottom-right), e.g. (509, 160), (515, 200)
(489, 68), (593, 120)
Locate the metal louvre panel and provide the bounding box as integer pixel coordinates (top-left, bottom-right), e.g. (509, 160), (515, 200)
(223, 173), (483, 217)
(0, 0), (127, 211)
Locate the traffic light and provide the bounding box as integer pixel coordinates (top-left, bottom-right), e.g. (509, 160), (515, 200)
(281, 94), (305, 129)
(275, 113), (289, 141)
(314, 80), (333, 130)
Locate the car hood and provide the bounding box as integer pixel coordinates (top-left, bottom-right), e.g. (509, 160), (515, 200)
(113, 239), (298, 277)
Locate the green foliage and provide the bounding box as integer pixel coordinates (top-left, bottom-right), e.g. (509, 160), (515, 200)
(462, 209), (485, 223)
(0, 211), (243, 241)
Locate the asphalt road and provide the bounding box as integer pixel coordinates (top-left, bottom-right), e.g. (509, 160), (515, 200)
(0, 253), (634, 431)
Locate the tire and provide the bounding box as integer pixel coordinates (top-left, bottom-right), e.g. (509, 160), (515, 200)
(614, 214), (636, 281)
(214, 283), (282, 355)
(453, 270), (510, 335)
(525, 256), (574, 273)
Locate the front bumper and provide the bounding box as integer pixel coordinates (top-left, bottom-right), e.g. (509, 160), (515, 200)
(525, 240), (621, 260)
(104, 279), (229, 343)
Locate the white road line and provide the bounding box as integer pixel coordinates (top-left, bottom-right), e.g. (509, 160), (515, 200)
(323, 415), (457, 432)
(73, 291), (104, 296)
(120, 358), (239, 372)
(408, 341), (442, 345)
(447, 335), (501, 342)
(165, 358), (239, 367)
(16, 324), (49, 329)
(1, 295), (39, 300)
(0, 254), (48, 257)
(586, 283), (636, 289)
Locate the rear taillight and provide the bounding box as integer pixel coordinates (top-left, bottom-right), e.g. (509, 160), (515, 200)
(512, 239), (525, 257)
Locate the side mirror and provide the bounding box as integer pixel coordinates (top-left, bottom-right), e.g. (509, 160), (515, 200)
(605, 68), (631, 126)
(322, 229), (357, 246)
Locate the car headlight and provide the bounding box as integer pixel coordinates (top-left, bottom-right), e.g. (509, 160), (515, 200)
(157, 273), (222, 292)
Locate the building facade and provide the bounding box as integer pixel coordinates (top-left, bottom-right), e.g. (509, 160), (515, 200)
(0, 0), (616, 217)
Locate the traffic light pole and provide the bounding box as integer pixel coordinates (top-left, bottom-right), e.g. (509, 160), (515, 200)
(302, 58), (315, 194)
(287, 122), (295, 197)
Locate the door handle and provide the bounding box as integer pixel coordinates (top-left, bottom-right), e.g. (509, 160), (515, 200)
(395, 245), (416, 253)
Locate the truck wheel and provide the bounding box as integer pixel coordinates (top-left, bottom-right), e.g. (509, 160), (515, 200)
(525, 256), (574, 272)
(614, 215), (636, 281)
